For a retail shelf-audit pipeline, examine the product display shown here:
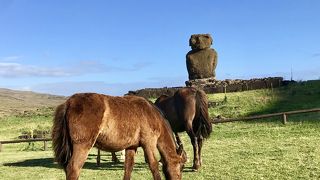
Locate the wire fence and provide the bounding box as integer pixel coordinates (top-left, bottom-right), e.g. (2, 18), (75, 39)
(0, 138), (51, 152)
(211, 108), (320, 124)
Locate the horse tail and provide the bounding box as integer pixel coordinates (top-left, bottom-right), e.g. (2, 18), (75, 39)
(195, 89), (212, 139)
(52, 102), (72, 172)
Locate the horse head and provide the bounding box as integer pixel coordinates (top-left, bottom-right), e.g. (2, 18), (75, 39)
(161, 143), (187, 180)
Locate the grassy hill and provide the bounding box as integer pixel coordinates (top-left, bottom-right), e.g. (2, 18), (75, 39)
(208, 80), (320, 118)
(0, 81), (319, 179)
(0, 88), (66, 118)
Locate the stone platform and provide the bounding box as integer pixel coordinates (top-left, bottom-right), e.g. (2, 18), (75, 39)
(127, 77), (284, 99)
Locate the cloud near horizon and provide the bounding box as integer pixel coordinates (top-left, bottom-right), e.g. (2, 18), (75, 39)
(0, 56), (23, 61)
(0, 61), (152, 78)
(26, 77), (185, 96)
(219, 67), (320, 81)
(0, 62), (70, 77)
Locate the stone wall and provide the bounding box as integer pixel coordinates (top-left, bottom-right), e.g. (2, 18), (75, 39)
(127, 87), (183, 99)
(127, 77), (284, 99)
(186, 77), (283, 94)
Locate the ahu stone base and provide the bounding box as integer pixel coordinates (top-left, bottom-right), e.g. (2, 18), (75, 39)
(127, 77), (284, 99)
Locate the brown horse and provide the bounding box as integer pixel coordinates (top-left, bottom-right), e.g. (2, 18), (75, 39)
(155, 87), (212, 170)
(52, 93), (186, 180)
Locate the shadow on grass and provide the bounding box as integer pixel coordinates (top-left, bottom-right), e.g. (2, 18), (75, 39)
(3, 158), (57, 169)
(3, 156), (147, 171)
(3, 155), (195, 173)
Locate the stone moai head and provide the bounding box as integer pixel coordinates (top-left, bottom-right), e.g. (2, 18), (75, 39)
(189, 34), (213, 50)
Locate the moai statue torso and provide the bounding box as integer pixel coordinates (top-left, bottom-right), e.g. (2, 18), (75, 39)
(186, 34), (218, 80)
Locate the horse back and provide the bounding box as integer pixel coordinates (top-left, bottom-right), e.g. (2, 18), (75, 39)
(65, 93), (170, 151)
(97, 95), (165, 151)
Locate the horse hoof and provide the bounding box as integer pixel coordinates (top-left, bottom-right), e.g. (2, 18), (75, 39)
(192, 165), (200, 171)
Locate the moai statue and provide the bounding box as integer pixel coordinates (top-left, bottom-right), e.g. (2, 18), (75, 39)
(186, 34), (218, 80)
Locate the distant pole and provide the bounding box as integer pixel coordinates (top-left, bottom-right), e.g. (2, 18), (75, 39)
(282, 113), (287, 124)
(44, 140), (48, 151)
(291, 66), (293, 81)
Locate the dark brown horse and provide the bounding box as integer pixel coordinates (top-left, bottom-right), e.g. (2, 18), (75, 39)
(155, 87), (212, 170)
(52, 93), (186, 180)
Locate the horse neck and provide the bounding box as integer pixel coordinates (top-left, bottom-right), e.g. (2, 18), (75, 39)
(157, 130), (181, 179)
(157, 122), (180, 166)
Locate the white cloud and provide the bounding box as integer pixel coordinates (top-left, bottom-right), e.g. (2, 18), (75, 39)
(0, 60), (153, 78)
(0, 56), (23, 61)
(0, 62), (70, 77)
(20, 86), (32, 91)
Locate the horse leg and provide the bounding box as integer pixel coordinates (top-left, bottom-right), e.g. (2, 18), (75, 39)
(190, 134), (200, 170)
(175, 132), (183, 147)
(123, 148), (136, 180)
(97, 149), (101, 166)
(197, 136), (204, 166)
(120, 149), (126, 160)
(143, 145), (161, 180)
(186, 123), (200, 170)
(66, 143), (91, 180)
(112, 152), (120, 163)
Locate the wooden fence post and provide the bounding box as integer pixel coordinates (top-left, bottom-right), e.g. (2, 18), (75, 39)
(279, 79), (281, 87)
(44, 140), (48, 151)
(97, 149), (101, 166)
(282, 113), (287, 124)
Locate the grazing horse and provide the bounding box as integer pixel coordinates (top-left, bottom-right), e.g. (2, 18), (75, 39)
(52, 93), (186, 180)
(155, 87), (212, 170)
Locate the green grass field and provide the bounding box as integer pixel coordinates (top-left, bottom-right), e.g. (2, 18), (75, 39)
(0, 81), (320, 179)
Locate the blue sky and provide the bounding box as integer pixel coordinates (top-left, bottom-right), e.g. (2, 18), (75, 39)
(0, 0), (319, 96)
